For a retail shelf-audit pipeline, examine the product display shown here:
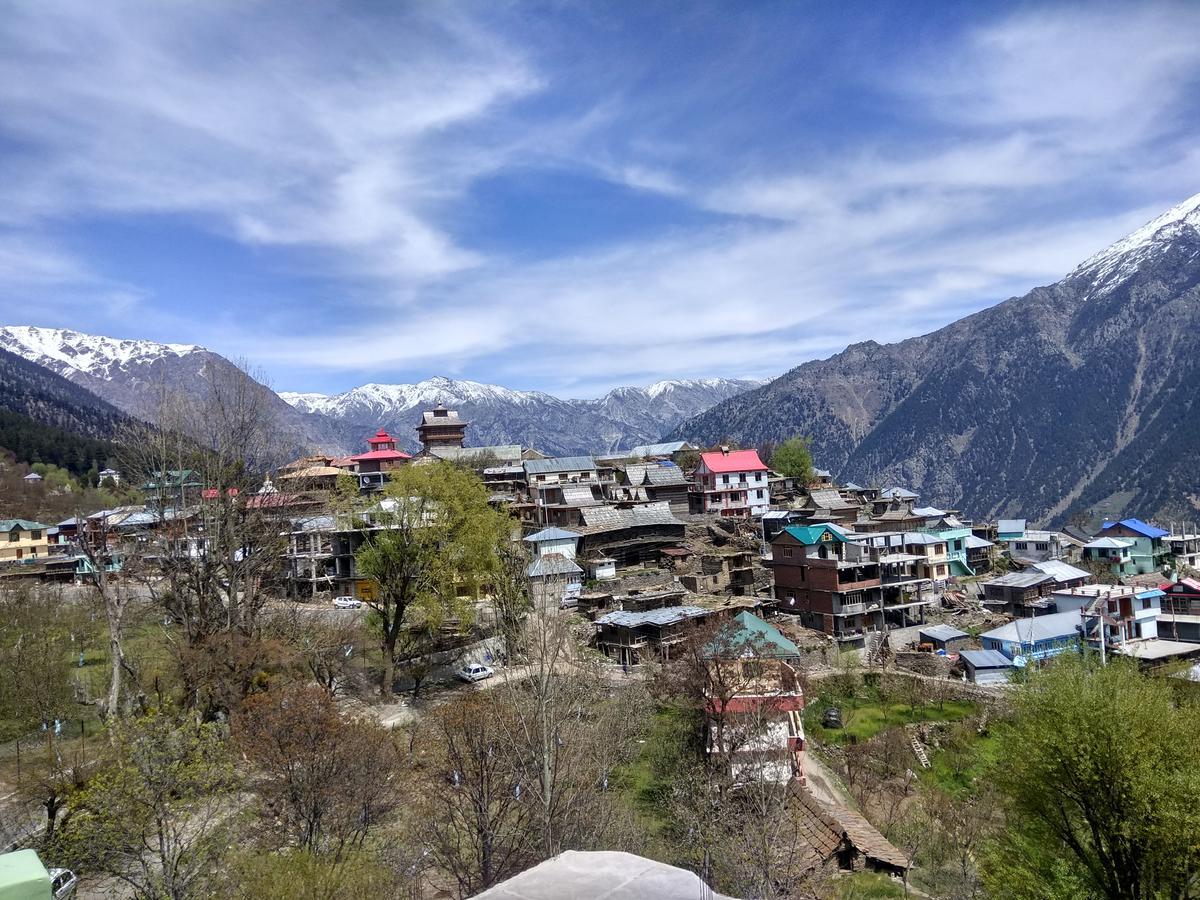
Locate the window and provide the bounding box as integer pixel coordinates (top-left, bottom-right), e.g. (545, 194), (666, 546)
(31, 530), (41, 540)
(1142, 598), (1151, 611)
(755, 490), (764, 499)
(783, 547), (793, 558)
(7, 531), (16, 543)
(1036, 542), (1049, 552)
(723, 474), (730, 485)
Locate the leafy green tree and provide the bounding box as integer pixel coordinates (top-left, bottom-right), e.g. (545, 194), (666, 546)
(769, 435), (814, 484)
(982, 654), (1200, 899)
(355, 461), (507, 698)
(55, 711), (240, 900)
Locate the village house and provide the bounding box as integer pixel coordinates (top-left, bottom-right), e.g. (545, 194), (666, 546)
(965, 533), (995, 573)
(691, 447), (770, 517)
(0, 519), (50, 564)
(523, 457), (609, 526)
(980, 609), (1082, 662)
(978, 560), (1089, 617)
(523, 526), (584, 603)
(1158, 577), (1200, 642)
(703, 612), (806, 786)
(769, 524), (882, 641)
(614, 461), (691, 517)
(1098, 518), (1171, 574)
(1166, 533), (1200, 571)
(620, 440), (698, 463)
(919, 514), (976, 576)
(1082, 536), (1137, 577)
(593, 605), (713, 665)
(283, 514), (337, 599)
(1053, 584), (1164, 644)
(918, 623), (970, 653)
(575, 502), (687, 568)
(794, 488), (862, 527)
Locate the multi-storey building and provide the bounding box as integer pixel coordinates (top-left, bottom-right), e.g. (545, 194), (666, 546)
(768, 524), (934, 643)
(692, 447), (770, 517)
(415, 405), (468, 452)
(0, 519), (50, 565)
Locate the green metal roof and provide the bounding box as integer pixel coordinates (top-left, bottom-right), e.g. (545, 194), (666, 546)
(0, 519), (49, 533)
(706, 611), (801, 658)
(0, 849), (51, 898)
(781, 523), (846, 546)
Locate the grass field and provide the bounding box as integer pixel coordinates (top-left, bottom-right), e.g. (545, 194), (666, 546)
(804, 694), (978, 745)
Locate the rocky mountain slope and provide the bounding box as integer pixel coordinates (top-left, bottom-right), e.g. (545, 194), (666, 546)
(0, 326), (761, 458)
(282, 376), (762, 456)
(0, 326), (351, 456)
(672, 193), (1200, 525)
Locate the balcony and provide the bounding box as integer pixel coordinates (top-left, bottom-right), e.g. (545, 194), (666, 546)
(838, 602), (865, 615)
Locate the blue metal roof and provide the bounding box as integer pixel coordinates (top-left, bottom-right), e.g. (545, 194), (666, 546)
(959, 649), (1014, 669)
(1101, 518), (1169, 539)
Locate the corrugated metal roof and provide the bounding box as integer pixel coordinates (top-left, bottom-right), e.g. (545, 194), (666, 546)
(997, 519), (1026, 534)
(964, 535), (993, 549)
(524, 456), (597, 475)
(1102, 518), (1169, 539)
(984, 571), (1054, 589)
(982, 610), (1081, 644)
(625, 441), (695, 457)
(920, 624), (968, 642)
(1029, 560), (1090, 583)
(1085, 537), (1134, 549)
(596, 606), (710, 628)
(959, 649), (1014, 668)
(526, 554), (583, 577)
(524, 527), (582, 543)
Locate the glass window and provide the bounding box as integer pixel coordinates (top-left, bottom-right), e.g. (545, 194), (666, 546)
(7, 531), (16, 543)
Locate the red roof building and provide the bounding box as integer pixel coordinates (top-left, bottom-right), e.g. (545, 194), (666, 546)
(693, 447), (770, 517)
(350, 429), (412, 474)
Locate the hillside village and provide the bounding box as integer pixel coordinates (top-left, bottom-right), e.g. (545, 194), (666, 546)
(4, 400), (1199, 897)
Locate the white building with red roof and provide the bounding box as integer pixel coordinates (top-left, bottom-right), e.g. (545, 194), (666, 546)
(693, 446), (770, 517)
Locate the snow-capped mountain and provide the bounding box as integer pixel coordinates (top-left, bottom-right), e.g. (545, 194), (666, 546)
(0, 325), (762, 457)
(0, 325), (347, 454)
(1072, 192), (1200, 296)
(281, 375), (764, 456)
(674, 190), (1200, 524)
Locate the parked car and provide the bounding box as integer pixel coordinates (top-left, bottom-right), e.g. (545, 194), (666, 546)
(456, 663), (495, 683)
(49, 867), (78, 899)
(332, 596), (362, 609)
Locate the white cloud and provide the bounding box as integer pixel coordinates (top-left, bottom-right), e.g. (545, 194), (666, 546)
(1, 3), (1199, 395)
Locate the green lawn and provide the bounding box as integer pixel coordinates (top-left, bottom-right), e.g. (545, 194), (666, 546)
(823, 871), (908, 899)
(922, 723), (1004, 798)
(614, 704), (700, 836)
(805, 695), (978, 745)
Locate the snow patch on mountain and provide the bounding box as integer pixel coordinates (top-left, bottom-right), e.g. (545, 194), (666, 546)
(0, 325), (203, 380)
(1072, 191), (1200, 295)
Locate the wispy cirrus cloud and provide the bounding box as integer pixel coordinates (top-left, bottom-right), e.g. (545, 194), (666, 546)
(0, 2), (1198, 395)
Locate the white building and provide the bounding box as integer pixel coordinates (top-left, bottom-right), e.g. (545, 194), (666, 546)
(693, 448), (770, 517)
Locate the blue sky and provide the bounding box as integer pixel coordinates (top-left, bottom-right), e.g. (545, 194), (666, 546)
(1, 1), (1198, 398)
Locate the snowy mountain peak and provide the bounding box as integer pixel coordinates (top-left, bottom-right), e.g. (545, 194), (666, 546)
(0, 325), (203, 380)
(1072, 191), (1200, 294)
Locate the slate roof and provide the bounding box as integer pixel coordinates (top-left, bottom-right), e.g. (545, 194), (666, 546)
(624, 441), (696, 458)
(578, 503), (683, 534)
(560, 484), (603, 506)
(788, 785), (910, 872)
(1102, 518), (1170, 539)
(524, 527), (582, 543)
(596, 606), (710, 628)
(428, 445), (522, 463)
(808, 489), (857, 510)
(526, 553), (584, 578)
(524, 456), (596, 475)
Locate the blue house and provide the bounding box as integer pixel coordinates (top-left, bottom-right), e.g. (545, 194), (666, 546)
(981, 610), (1082, 662)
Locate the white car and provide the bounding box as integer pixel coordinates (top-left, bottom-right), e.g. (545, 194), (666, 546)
(456, 663), (495, 683)
(332, 596), (362, 609)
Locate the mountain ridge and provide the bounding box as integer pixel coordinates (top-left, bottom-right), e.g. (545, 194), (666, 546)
(671, 191), (1200, 525)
